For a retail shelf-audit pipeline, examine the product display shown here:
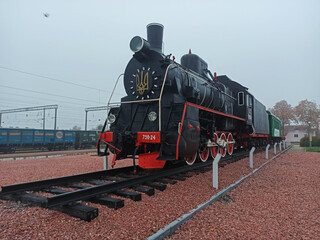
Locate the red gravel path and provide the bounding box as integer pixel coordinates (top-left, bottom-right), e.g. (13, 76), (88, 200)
(0, 153), (131, 186)
(168, 152), (320, 239)
(0, 150), (319, 239)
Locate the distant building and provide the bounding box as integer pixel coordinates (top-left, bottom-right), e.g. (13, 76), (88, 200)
(284, 125), (316, 142)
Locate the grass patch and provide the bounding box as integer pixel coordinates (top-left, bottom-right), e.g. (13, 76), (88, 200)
(306, 147), (320, 152)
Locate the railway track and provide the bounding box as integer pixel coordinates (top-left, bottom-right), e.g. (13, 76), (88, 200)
(0, 150), (252, 221)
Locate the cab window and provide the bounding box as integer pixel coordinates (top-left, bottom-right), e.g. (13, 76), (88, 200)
(238, 92), (244, 106)
(246, 94), (253, 107)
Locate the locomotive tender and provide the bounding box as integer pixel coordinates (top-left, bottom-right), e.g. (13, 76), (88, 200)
(98, 23), (282, 169)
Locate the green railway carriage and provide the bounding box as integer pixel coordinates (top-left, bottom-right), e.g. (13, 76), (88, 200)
(266, 110), (283, 140)
(75, 130), (99, 149)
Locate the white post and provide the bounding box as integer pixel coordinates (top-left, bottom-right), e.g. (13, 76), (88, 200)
(212, 153), (222, 189)
(266, 144), (270, 159)
(274, 143), (277, 155)
(250, 147), (255, 169)
(283, 141), (286, 149)
(279, 142), (282, 151)
(103, 155), (108, 170)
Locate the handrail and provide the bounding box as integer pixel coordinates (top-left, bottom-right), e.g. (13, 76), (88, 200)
(107, 74), (124, 107)
(158, 63), (177, 131)
(106, 62), (234, 132)
(106, 64), (178, 132)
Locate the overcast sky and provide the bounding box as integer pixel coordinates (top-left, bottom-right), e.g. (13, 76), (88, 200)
(0, 0), (319, 130)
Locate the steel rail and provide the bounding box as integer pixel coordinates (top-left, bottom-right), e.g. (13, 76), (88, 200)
(1, 150), (251, 209)
(46, 151), (251, 208)
(45, 160), (212, 208)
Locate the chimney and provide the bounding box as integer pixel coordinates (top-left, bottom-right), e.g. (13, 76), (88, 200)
(147, 23), (164, 53)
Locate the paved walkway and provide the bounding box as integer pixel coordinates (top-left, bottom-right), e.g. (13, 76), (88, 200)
(289, 144), (306, 152)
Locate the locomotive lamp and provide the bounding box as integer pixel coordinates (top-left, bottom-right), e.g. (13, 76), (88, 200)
(108, 113), (116, 124)
(130, 36), (151, 53)
(148, 111), (157, 121)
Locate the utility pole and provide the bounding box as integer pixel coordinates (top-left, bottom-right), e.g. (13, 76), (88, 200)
(54, 108), (57, 130)
(0, 105), (58, 129)
(308, 122), (312, 148)
(85, 110), (88, 131)
(84, 106), (108, 131)
(43, 109), (46, 130)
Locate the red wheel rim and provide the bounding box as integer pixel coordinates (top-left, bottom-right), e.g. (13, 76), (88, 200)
(227, 133), (234, 155)
(210, 133), (219, 159)
(186, 152), (197, 165)
(199, 147), (209, 162)
(219, 133), (227, 157)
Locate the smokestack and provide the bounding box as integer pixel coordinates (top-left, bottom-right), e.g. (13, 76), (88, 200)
(147, 23), (164, 53)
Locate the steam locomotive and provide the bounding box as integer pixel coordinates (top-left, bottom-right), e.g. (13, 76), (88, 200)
(97, 23), (282, 169)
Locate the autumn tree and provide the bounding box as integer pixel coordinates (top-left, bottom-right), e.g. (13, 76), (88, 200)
(269, 100), (294, 126)
(294, 99), (320, 130)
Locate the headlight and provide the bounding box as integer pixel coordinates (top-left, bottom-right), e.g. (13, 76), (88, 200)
(130, 36), (144, 52)
(108, 113), (116, 124)
(148, 111), (157, 122)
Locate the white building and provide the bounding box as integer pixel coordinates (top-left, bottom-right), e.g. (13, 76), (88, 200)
(285, 125), (316, 142)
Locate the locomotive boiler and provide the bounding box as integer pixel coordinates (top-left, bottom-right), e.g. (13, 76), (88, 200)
(98, 23), (273, 169)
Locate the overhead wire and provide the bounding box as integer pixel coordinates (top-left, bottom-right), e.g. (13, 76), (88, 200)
(0, 67), (121, 129)
(0, 91), (103, 107)
(0, 65), (124, 96)
(0, 84), (101, 104)
(0, 66), (103, 92)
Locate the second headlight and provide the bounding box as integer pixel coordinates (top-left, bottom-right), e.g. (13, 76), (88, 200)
(108, 113), (116, 124)
(148, 111), (157, 122)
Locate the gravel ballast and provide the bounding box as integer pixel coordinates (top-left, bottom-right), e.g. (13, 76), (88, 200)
(168, 151), (320, 239)
(0, 150), (319, 239)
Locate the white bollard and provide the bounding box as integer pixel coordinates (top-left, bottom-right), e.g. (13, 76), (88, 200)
(283, 141), (286, 149)
(266, 144), (270, 159)
(212, 153), (222, 189)
(250, 147), (255, 168)
(274, 143), (278, 155)
(103, 155), (108, 170)
(279, 142), (282, 151)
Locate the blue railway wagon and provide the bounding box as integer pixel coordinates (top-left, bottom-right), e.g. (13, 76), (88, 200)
(53, 130), (76, 147)
(34, 130), (45, 144)
(0, 128), (91, 153)
(44, 130), (55, 144)
(53, 130), (64, 144)
(8, 129), (22, 144)
(64, 131), (75, 145)
(21, 130), (34, 145)
(0, 129), (8, 145)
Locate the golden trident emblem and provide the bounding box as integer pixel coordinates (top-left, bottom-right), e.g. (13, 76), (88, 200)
(136, 71), (149, 95)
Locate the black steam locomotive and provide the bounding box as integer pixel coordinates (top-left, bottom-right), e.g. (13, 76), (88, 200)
(98, 23), (278, 169)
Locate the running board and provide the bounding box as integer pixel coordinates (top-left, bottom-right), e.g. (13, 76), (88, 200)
(156, 156), (176, 161)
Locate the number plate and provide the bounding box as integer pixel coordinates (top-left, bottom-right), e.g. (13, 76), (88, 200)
(137, 132), (161, 143)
